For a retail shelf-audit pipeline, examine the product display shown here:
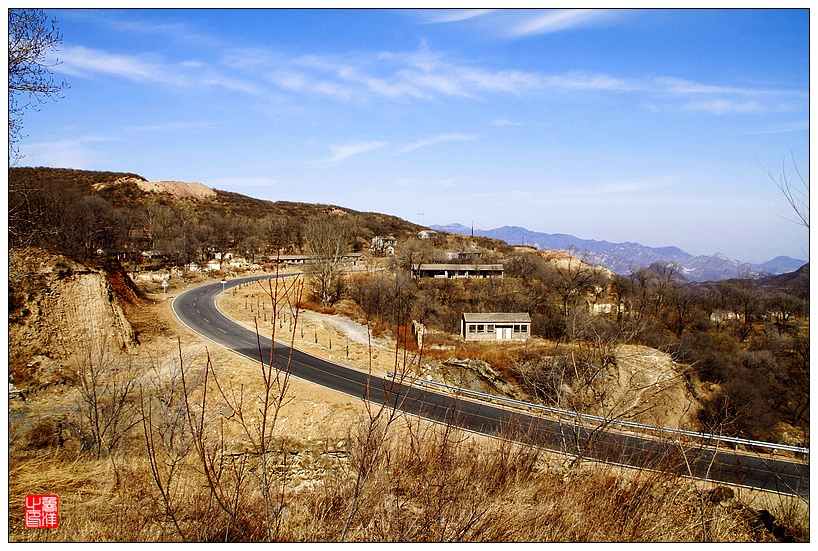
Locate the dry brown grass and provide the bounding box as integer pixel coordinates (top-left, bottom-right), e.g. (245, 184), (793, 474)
(10, 412), (798, 542)
(421, 335), (558, 368)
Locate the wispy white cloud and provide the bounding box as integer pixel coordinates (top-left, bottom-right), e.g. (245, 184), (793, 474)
(653, 76), (790, 98)
(56, 45), (175, 82)
(55, 40), (804, 118)
(20, 134), (120, 169)
(378, 47), (543, 98)
(535, 71), (805, 113)
(421, 8), (629, 38)
(510, 9), (618, 37)
(394, 133), (477, 155)
(286, 51), (801, 104)
(312, 141), (387, 165)
(649, 77), (805, 115)
(122, 121), (217, 133)
(269, 69), (356, 101)
(337, 65), (427, 100)
(55, 45), (261, 95)
(493, 118), (522, 126)
(423, 9), (496, 24)
(64, 10), (219, 46)
(542, 71), (636, 92)
(258, 44), (545, 101)
(682, 99), (765, 115)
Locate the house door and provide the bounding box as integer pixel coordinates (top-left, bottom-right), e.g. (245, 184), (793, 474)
(496, 327), (511, 340)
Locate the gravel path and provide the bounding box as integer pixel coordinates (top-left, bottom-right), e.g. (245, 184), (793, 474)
(297, 310), (391, 348)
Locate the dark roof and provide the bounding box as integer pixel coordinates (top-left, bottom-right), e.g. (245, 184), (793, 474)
(462, 313), (531, 323)
(413, 264), (504, 271)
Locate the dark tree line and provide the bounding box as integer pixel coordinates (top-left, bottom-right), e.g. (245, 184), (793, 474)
(7, 168), (308, 266)
(8, 178), (309, 269)
(8, 168), (428, 273)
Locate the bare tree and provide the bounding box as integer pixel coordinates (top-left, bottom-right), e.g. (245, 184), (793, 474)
(339, 289), (414, 542)
(69, 333), (142, 464)
(261, 213), (302, 254)
(304, 214), (354, 306)
(8, 9), (68, 164)
(161, 273), (306, 541)
(139, 346), (201, 541)
(166, 204), (199, 272)
(716, 279), (760, 341)
(545, 249), (608, 339)
(761, 150), (809, 230)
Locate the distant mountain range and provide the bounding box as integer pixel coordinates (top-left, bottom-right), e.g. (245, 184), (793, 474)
(430, 224), (807, 282)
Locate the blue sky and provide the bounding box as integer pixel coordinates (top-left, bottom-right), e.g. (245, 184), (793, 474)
(16, 8), (810, 263)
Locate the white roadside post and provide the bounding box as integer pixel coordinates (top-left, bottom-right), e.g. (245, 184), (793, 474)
(162, 279), (169, 300)
(221, 277), (226, 293)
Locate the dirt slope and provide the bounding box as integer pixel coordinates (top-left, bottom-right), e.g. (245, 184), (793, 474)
(130, 177), (217, 200)
(8, 248), (137, 388)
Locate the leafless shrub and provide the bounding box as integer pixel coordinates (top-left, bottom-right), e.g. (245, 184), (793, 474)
(68, 333), (143, 462)
(138, 344), (205, 540)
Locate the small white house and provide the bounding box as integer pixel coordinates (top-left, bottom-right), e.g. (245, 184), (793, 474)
(370, 235), (397, 256)
(461, 313), (531, 341)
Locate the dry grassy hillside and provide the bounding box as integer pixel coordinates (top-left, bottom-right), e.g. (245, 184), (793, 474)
(7, 249), (807, 542)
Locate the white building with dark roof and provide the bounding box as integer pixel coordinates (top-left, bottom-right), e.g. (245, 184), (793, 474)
(412, 263), (504, 279)
(461, 313), (531, 341)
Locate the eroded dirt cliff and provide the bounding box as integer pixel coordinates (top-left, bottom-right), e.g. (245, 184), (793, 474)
(9, 248), (139, 389)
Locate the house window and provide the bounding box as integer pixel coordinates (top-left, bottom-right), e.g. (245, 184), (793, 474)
(477, 324), (485, 333)
(487, 324), (494, 332)
(513, 325), (520, 332)
(521, 325), (528, 333)
(468, 324), (477, 333)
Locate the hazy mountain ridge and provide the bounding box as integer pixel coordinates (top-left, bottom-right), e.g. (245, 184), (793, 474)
(431, 224), (806, 282)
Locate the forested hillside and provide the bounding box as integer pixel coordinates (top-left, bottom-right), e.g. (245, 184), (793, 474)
(8, 167), (441, 264)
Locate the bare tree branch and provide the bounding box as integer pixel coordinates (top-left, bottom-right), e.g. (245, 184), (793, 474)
(760, 151), (809, 230)
(8, 9), (69, 164)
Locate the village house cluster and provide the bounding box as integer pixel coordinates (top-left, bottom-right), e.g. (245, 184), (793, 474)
(140, 232), (629, 344)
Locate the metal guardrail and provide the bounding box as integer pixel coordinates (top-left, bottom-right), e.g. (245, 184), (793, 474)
(388, 371), (810, 456)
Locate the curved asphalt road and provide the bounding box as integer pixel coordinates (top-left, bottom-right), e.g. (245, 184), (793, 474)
(173, 275), (809, 498)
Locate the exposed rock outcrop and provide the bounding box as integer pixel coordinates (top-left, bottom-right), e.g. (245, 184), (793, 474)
(9, 248), (139, 389)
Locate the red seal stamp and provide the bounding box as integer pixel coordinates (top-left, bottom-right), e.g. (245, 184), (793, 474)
(25, 494), (59, 528)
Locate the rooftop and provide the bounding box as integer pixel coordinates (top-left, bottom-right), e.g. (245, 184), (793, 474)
(462, 312), (531, 323)
(413, 264), (504, 271)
